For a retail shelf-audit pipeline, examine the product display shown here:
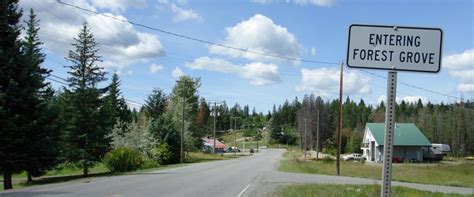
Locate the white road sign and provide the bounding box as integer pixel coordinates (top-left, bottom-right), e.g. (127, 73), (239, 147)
(347, 24), (442, 73)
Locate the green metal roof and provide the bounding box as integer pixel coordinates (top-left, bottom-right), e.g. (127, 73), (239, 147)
(366, 123), (431, 146)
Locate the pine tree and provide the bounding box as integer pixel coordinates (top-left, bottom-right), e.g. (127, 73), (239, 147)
(0, 0), (26, 190)
(22, 9), (60, 183)
(105, 72), (131, 126)
(63, 22), (107, 177)
(144, 88), (167, 120)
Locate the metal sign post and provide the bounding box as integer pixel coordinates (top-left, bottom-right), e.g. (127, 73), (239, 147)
(381, 71), (397, 197)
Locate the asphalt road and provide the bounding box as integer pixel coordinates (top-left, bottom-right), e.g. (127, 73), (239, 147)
(0, 149), (285, 197)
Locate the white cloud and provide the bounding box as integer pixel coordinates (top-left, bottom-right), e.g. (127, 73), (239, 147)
(242, 62), (280, 85)
(401, 96), (428, 104)
(457, 83), (474, 93)
(91, 0), (146, 13)
(172, 67), (186, 78)
(150, 63), (164, 73)
(449, 69), (474, 82)
(185, 57), (281, 86)
(19, 0), (164, 71)
(311, 47), (317, 57)
(170, 3), (202, 22)
(209, 14), (301, 64)
(252, 0), (336, 7)
(442, 49), (474, 93)
(296, 68), (371, 96)
(443, 49), (473, 70)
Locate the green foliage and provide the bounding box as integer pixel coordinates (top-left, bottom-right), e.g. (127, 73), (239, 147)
(103, 147), (144, 173)
(144, 88), (167, 120)
(62, 22), (108, 176)
(169, 76), (202, 152)
(148, 113), (180, 164)
(104, 72), (131, 125)
(242, 129), (255, 137)
(109, 120), (157, 159)
(152, 143), (172, 165)
(322, 156), (334, 163)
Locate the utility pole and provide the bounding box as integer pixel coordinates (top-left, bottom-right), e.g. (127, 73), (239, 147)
(231, 116), (239, 155)
(176, 79), (192, 163)
(316, 109), (320, 160)
(304, 118), (307, 158)
(209, 101), (222, 154)
(336, 61), (344, 175)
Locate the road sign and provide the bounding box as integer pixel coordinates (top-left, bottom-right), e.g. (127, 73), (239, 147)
(347, 24), (442, 73)
(346, 24), (443, 197)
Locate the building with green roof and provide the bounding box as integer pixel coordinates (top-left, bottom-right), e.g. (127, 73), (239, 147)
(361, 123), (431, 163)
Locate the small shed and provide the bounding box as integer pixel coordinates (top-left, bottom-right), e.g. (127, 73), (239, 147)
(361, 123), (431, 163)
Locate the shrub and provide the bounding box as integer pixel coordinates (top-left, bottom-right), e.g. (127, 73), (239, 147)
(152, 143), (172, 165)
(103, 147), (144, 172)
(322, 156), (334, 163)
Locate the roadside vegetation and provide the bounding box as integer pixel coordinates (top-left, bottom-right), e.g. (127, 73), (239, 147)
(273, 184), (469, 197)
(279, 150), (474, 187)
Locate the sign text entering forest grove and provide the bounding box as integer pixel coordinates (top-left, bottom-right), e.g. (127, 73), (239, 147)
(347, 24), (443, 73)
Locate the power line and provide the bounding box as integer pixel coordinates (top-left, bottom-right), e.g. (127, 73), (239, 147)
(50, 0), (473, 107)
(56, 0), (339, 65)
(360, 70), (462, 100)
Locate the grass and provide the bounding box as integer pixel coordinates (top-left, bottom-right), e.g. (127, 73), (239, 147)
(273, 184), (469, 197)
(1, 151), (243, 191)
(279, 150), (474, 187)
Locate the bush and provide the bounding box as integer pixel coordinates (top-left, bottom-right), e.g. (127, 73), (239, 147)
(152, 143), (172, 165)
(322, 156), (334, 163)
(103, 147), (144, 172)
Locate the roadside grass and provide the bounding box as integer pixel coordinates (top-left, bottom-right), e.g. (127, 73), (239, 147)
(1, 151), (244, 191)
(273, 184), (469, 197)
(279, 150), (474, 187)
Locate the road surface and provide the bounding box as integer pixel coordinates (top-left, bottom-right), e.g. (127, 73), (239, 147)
(0, 149), (285, 197)
(2, 149), (472, 196)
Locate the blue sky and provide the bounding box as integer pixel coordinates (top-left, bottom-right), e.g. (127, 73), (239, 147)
(19, 0), (473, 112)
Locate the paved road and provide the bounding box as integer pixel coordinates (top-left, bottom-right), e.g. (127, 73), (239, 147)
(2, 149), (473, 196)
(0, 149), (285, 197)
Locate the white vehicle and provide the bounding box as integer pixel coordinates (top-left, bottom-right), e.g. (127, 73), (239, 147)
(343, 153), (363, 161)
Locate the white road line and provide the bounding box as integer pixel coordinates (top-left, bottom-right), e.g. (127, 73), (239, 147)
(237, 183), (251, 197)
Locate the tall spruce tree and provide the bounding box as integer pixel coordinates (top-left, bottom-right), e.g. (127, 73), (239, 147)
(22, 9), (60, 183)
(0, 0), (26, 190)
(63, 22), (107, 177)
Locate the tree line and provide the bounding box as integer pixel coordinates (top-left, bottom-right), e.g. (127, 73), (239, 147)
(268, 95), (473, 157)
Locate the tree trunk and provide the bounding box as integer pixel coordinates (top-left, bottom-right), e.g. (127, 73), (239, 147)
(3, 167), (13, 190)
(83, 161), (89, 177)
(27, 171), (33, 184)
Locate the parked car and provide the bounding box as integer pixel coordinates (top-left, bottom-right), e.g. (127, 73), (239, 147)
(343, 153), (363, 161)
(227, 146), (240, 153)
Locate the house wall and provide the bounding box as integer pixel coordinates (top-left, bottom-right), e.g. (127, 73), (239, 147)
(361, 127), (378, 161)
(375, 146), (424, 162)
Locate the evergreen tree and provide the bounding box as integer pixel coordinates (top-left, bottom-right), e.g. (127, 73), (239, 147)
(105, 72), (131, 126)
(170, 76), (201, 151)
(144, 88), (167, 120)
(62, 22), (107, 177)
(0, 1), (27, 189)
(22, 9), (61, 183)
